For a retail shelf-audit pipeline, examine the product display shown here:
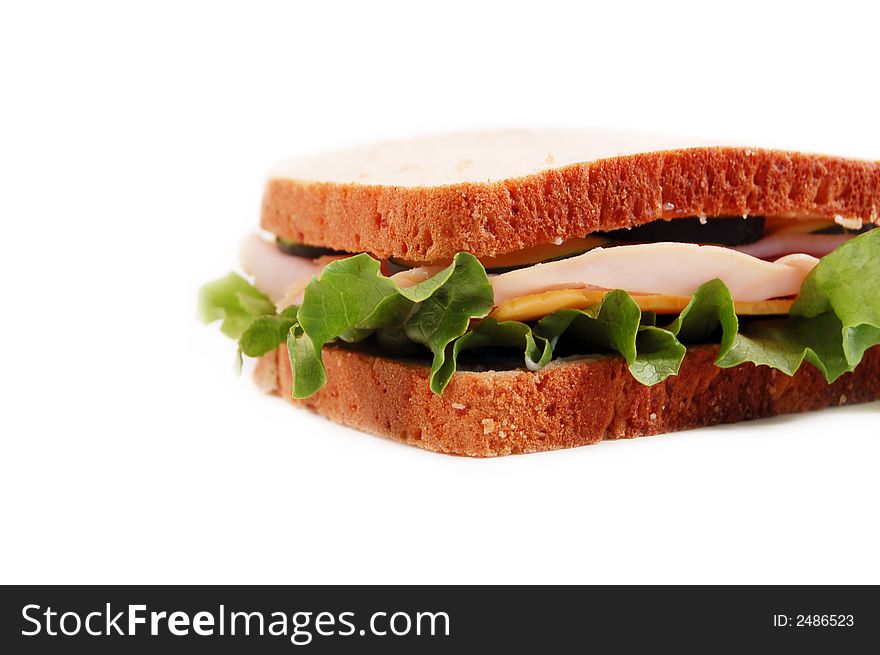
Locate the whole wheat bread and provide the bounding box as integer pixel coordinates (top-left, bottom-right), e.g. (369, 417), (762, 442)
(253, 345), (880, 457)
(261, 129), (880, 260)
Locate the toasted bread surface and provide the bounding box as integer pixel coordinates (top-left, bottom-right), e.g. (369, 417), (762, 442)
(260, 345), (880, 457)
(262, 130), (880, 260)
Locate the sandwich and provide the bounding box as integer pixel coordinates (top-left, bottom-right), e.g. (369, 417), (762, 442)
(199, 129), (880, 456)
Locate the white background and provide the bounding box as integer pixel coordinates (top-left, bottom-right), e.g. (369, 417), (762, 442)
(2, 0), (878, 584)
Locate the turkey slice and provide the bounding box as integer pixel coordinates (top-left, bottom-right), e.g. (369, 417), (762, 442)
(489, 242), (818, 304)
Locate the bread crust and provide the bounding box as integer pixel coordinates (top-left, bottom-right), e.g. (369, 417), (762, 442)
(262, 147), (880, 260)
(267, 345), (880, 457)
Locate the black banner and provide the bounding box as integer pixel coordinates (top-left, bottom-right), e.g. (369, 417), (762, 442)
(1, 585), (876, 653)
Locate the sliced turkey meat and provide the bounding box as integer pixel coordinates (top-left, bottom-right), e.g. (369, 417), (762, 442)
(489, 242), (818, 304)
(239, 234), (321, 305)
(734, 232), (853, 260)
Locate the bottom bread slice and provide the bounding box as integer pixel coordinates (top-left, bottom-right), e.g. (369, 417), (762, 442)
(262, 344), (880, 457)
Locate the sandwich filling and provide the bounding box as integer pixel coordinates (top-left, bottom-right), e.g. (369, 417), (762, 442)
(201, 215), (880, 398)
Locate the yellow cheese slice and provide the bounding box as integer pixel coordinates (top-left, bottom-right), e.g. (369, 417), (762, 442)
(490, 288), (794, 322)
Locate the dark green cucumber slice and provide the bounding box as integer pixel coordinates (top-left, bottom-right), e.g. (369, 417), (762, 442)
(810, 223), (875, 235)
(276, 238), (346, 258)
(602, 216), (766, 246)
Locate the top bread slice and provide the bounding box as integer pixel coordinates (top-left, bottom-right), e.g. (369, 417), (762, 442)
(261, 129), (880, 261)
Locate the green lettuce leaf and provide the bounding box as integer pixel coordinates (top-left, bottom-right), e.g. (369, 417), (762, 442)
(290, 252), (493, 398)
(667, 278), (738, 352)
(791, 228), (880, 365)
(433, 318), (553, 393)
(198, 272), (275, 339)
(239, 306), (299, 358)
(402, 253), (495, 394)
(717, 314), (852, 380)
(629, 327), (688, 383)
(200, 274), (298, 374)
(535, 289), (686, 385)
(718, 229), (880, 381)
(291, 254), (408, 397)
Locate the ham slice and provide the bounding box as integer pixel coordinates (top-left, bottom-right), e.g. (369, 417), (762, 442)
(239, 234), (321, 305)
(489, 242), (818, 304)
(735, 232), (852, 260)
